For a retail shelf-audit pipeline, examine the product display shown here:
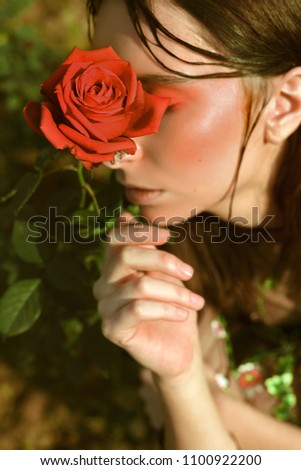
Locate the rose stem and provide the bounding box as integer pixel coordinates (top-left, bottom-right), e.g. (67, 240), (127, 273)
(77, 162), (100, 213)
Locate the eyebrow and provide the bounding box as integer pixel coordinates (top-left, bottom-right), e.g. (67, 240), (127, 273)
(137, 74), (191, 86)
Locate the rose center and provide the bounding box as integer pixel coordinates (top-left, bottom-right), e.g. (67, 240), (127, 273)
(89, 84), (102, 95)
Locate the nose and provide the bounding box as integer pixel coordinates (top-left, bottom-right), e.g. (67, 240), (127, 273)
(102, 140), (143, 169)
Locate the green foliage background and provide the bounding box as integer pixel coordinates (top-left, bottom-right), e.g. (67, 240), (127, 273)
(0, 0), (157, 449)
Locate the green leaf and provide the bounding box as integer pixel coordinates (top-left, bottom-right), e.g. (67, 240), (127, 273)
(265, 375), (282, 395)
(12, 219), (43, 264)
(281, 372), (293, 387)
(60, 318), (84, 348)
(11, 169), (43, 216)
(0, 278), (42, 337)
(283, 394), (297, 408)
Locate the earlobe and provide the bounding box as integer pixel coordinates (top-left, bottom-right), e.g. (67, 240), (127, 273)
(265, 67), (301, 145)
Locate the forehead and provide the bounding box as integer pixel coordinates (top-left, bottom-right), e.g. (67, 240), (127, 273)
(93, 0), (218, 77)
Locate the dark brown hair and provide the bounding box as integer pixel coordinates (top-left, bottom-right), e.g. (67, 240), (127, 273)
(87, 0), (301, 318)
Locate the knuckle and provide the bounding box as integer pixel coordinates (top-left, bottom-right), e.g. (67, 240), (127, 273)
(160, 251), (177, 271)
(168, 303), (179, 316)
(101, 318), (121, 345)
(102, 319), (130, 349)
(131, 299), (144, 318)
(93, 277), (105, 299)
(101, 319), (111, 339)
(97, 299), (105, 317)
(117, 335), (132, 348)
(177, 285), (190, 303)
(135, 276), (150, 296)
(164, 302), (179, 317)
(119, 245), (134, 264)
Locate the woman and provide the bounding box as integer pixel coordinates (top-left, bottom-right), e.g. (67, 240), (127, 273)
(90, 0), (301, 449)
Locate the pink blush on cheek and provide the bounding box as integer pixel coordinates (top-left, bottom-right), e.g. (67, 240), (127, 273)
(150, 80), (247, 208)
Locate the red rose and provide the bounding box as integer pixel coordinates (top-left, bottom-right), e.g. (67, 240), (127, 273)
(23, 47), (170, 169)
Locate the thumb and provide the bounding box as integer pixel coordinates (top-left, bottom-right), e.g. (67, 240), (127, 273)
(116, 211), (138, 225)
(110, 211), (170, 247)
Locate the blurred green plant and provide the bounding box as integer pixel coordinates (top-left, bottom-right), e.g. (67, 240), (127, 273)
(0, 148), (121, 335)
(0, 1), (156, 450)
(0, 0), (102, 337)
(0, 0), (87, 158)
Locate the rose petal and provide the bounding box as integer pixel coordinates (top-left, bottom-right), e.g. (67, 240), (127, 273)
(58, 123), (136, 154)
(75, 116), (131, 141)
(60, 62), (91, 90)
(24, 46), (171, 170)
(39, 103), (74, 150)
(56, 66), (130, 140)
(71, 148), (115, 166)
(61, 91), (132, 141)
(41, 64), (69, 98)
(63, 46), (121, 65)
(120, 64), (137, 106)
(41, 48), (126, 98)
(23, 102), (44, 136)
(91, 59), (129, 79)
(70, 136), (136, 168)
(126, 93), (171, 137)
(55, 83), (69, 115)
(125, 80), (145, 118)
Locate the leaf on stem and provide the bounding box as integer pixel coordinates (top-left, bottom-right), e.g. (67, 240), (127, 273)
(12, 219), (43, 264)
(11, 169), (43, 216)
(0, 278), (42, 337)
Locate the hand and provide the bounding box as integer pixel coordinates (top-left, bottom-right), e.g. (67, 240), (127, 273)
(93, 213), (205, 378)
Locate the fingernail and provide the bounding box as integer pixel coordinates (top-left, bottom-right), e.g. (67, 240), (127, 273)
(178, 263), (194, 277)
(191, 293), (204, 309)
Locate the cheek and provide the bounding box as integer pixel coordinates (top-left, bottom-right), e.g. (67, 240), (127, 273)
(160, 92), (246, 181)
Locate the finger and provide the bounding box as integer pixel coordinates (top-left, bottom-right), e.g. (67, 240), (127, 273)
(118, 245), (194, 280)
(100, 217), (170, 286)
(97, 245), (190, 290)
(115, 211), (137, 224)
(108, 219), (170, 246)
(93, 264), (185, 301)
(93, 241), (191, 297)
(101, 299), (191, 341)
(98, 274), (205, 315)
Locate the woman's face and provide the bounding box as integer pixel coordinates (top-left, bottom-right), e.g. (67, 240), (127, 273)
(93, 0), (277, 224)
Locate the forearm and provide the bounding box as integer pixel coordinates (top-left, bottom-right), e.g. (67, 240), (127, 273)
(213, 389), (301, 450)
(155, 361), (301, 450)
(154, 359), (237, 450)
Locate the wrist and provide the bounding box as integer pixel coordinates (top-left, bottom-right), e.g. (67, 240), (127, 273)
(153, 343), (205, 391)
(153, 361), (239, 450)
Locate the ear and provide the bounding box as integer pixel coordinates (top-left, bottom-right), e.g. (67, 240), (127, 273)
(265, 67), (301, 144)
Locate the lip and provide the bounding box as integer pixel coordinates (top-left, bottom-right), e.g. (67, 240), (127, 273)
(123, 185), (164, 204)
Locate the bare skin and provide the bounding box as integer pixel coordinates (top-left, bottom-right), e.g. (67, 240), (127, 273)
(93, 0), (301, 449)
(93, 213), (301, 449)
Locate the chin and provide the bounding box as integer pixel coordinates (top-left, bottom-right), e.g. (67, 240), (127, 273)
(138, 206), (195, 226)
